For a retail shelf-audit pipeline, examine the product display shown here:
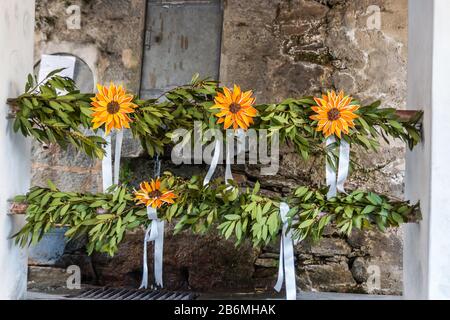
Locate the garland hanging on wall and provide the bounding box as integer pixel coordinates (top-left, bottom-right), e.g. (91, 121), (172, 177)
(12, 174), (420, 257)
(8, 71), (423, 258)
(7, 69), (423, 298)
(8, 72), (422, 163)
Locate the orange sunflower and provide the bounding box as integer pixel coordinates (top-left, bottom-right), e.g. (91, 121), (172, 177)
(310, 90), (360, 138)
(211, 85), (257, 130)
(134, 178), (177, 209)
(90, 83), (137, 135)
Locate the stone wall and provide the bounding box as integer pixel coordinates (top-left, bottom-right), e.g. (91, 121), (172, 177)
(32, 0), (408, 295)
(33, 0), (146, 193)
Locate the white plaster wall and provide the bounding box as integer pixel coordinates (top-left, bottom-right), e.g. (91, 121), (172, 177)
(405, 0), (450, 300)
(404, 0), (433, 300)
(0, 0), (35, 299)
(428, 0), (450, 299)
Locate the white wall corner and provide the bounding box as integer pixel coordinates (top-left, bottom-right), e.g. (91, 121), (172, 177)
(0, 0), (35, 299)
(428, 0), (450, 299)
(405, 0), (450, 300)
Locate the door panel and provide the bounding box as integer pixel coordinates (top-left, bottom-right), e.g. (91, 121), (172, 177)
(140, 0), (223, 98)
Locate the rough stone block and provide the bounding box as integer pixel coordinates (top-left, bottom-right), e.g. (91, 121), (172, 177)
(297, 260), (358, 293)
(297, 238), (352, 257)
(28, 266), (68, 292)
(91, 226), (260, 292)
(255, 258), (278, 268)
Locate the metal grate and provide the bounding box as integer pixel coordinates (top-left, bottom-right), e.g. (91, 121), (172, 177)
(68, 287), (197, 300)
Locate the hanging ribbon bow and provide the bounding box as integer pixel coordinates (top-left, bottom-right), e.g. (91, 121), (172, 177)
(274, 202), (297, 300)
(326, 136), (350, 198)
(139, 206), (164, 289)
(138, 156), (164, 289)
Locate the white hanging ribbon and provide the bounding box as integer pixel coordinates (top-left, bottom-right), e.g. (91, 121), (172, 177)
(203, 138), (222, 186)
(203, 130), (246, 186)
(224, 130), (234, 184)
(325, 136), (350, 198)
(139, 156), (164, 289)
(274, 202), (297, 300)
(101, 134), (113, 192)
(113, 130), (124, 185)
(336, 139), (350, 193)
(235, 129), (246, 157)
(101, 130), (124, 192)
(139, 206), (164, 289)
(325, 136), (337, 198)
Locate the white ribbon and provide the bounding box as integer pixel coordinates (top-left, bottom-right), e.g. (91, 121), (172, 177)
(336, 139), (350, 193)
(113, 130), (124, 185)
(274, 202), (297, 300)
(101, 130), (124, 192)
(101, 134), (113, 192)
(139, 156), (164, 289)
(139, 206), (164, 289)
(326, 137), (350, 198)
(235, 129), (246, 158)
(203, 138), (222, 186)
(224, 130), (234, 184)
(203, 130), (245, 186)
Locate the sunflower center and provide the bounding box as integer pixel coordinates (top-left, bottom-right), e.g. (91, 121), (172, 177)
(149, 190), (162, 198)
(327, 108), (341, 121)
(229, 102), (241, 114)
(107, 101), (120, 114)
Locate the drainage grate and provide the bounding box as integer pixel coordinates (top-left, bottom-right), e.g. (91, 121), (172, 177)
(68, 287), (197, 300)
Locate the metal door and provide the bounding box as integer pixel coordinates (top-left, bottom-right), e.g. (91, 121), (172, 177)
(140, 0), (223, 98)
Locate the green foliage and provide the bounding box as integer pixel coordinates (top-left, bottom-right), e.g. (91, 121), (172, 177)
(13, 174), (420, 257)
(287, 186), (420, 242)
(255, 98), (423, 168)
(12, 70), (106, 158)
(9, 72), (422, 166)
(9, 71), (423, 257)
(355, 101), (423, 150)
(130, 77), (218, 156)
(13, 180), (147, 256)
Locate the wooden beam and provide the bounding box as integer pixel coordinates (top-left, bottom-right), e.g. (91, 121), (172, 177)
(6, 98), (19, 119)
(395, 110), (422, 122)
(6, 98), (423, 122)
(7, 98), (17, 105)
(7, 200), (422, 223)
(8, 201), (27, 215)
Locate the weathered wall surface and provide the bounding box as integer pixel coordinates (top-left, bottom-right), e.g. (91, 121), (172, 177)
(32, 0), (146, 193)
(220, 0), (408, 195)
(218, 0), (408, 294)
(31, 0), (408, 295)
